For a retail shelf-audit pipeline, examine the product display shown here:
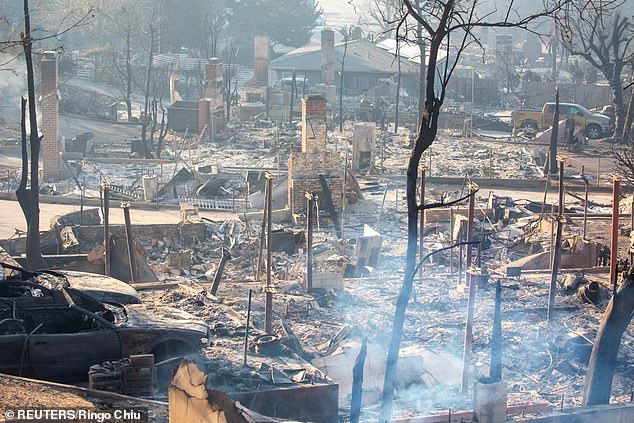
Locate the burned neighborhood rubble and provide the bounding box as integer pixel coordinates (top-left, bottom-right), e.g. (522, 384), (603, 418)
(1, 0), (634, 422)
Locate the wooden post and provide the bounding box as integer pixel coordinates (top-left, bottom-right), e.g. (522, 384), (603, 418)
(264, 174), (274, 334)
(548, 156), (566, 321)
(121, 202), (137, 283)
(610, 177), (621, 295)
(102, 184), (111, 276)
(418, 166), (426, 277)
(211, 248), (231, 296)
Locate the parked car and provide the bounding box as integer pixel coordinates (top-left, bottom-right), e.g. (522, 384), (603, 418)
(0, 289), (210, 382)
(1, 262), (140, 304)
(511, 102), (613, 139)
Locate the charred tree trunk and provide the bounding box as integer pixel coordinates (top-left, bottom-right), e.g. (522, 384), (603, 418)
(350, 337), (367, 423)
(622, 82), (634, 144)
(379, 16), (446, 420)
(583, 273), (634, 406)
(19, 0), (47, 271)
(609, 68), (626, 142)
(16, 98), (30, 227)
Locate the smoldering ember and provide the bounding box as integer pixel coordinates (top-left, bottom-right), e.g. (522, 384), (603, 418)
(0, 0), (633, 422)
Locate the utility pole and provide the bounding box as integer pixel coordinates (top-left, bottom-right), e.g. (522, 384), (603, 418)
(548, 156), (566, 321)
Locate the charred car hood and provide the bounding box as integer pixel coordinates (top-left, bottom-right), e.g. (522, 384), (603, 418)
(122, 304), (209, 335)
(55, 271), (140, 304)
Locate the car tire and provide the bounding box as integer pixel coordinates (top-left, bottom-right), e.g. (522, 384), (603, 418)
(586, 124), (602, 139)
(522, 120), (538, 131)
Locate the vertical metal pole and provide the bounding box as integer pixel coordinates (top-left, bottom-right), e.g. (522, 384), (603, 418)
(264, 174), (274, 334)
(548, 157), (566, 321)
(630, 194), (634, 265)
(80, 177), (85, 226)
(6, 170), (9, 192)
(418, 167), (426, 277)
(103, 185), (111, 276)
(596, 157), (601, 188)
(461, 253), (477, 395)
(488, 148), (493, 179)
(610, 177), (621, 295)
(549, 87), (560, 175)
(121, 203), (137, 283)
(465, 184), (477, 279)
(395, 188), (399, 212)
(243, 289), (252, 366)
(306, 191), (315, 292)
(582, 166), (588, 240)
(449, 208), (454, 275)
(458, 229), (464, 285)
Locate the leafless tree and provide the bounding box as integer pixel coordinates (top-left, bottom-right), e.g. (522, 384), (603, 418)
(558, 0), (634, 142)
(379, 1), (571, 421)
(338, 26), (352, 133)
(222, 43), (240, 122)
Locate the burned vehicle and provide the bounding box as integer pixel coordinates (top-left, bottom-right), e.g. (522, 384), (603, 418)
(0, 289), (210, 382)
(1, 262), (140, 304)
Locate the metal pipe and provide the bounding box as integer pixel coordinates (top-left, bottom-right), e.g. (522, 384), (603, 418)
(582, 165), (588, 240)
(449, 208), (454, 275)
(461, 252), (477, 395)
(265, 174), (274, 334)
(121, 203), (137, 283)
(465, 183), (477, 279)
(610, 177), (621, 295)
(243, 289), (252, 366)
(548, 157), (566, 321)
(306, 191), (315, 292)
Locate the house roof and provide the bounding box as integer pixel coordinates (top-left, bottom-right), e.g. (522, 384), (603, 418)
(270, 39), (419, 75)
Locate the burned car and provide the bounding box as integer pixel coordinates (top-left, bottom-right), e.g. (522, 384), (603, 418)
(0, 290), (210, 382)
(1, 262), (140, 304)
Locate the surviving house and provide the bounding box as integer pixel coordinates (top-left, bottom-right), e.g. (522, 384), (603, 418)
(270, 37), (419, 96)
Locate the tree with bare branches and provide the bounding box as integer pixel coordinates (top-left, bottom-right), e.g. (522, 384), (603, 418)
(378, 1), (571, 421)
(559, 1), (634, 142)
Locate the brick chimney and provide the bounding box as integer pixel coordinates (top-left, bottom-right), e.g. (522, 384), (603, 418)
(253, 36), (270, 85)
(320, 29), (335, 86)
(40, 51), (60, 181)
(301, 95), (327, 153)
(204, 58), (224, 99)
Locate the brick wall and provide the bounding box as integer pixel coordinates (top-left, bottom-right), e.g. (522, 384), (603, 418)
(288, 151), (342, 213)
(253, 36), (270, 84)
(301, 95), (327, 153)
(204, 59), (224, 99)
(41, 51), (60, 181)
